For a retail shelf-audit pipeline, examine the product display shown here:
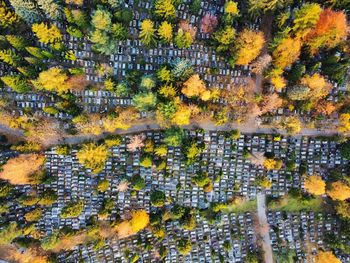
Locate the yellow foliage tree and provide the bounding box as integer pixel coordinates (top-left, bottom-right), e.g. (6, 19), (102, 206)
(181, 74), (207, 98)
(158, 21), (173, 43)
(130, 210), (150, 233)
(235, 29), (265, 65)
(0, 154), (45, 184)
(281, 116), (302, 134)
(36, 67), (70, 94)
(76, 143), (110, 174)
(338, 113), (350, 133)
(171, 105), (192, 126)
(139, 19), (156, 46)
(32, 23), (62, 45)
(272, 37), (301, 69)
(300, 73), (331, 100)
(263, 158), (283, 170)
(327, 181), (350, 201)
(154, 0), (176, 19)
(315, 251), (341, 263)
(304, 175), (326, 195)
(224, 1), (239, 15)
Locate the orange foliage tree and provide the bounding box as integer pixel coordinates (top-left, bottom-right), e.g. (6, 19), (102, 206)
(306, 9), (347, 54)
(327, 181), (350, 201)
(181, 74), (207, 99)
(304, 175), (326, 195)
(300, 73), (331, 100)
(235, 29), (265, 65)
(0, 154), (45, 184)
(315, 251), (341, 263)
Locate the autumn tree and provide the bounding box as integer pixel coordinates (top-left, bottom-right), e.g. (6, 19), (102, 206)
(305, 9), (347, 53)
(248, 0), (291, 15)
(224, 1), (239, 16)
(280, 116), (302, 134)
(272, 37), (301, 69)
(32, 23), (62, 45)
(76, 143), (110, 173)
(0, 49), (21, 66)
(158, 21), (173, 43)
(300, 73), (331, 100)
(150, 190), (166, 207)
(335, 201), (350, 220)
(177, 238), (192, 255)
(263, 158), (283, 170)
(315, 251), (341, 263)
(154, 0), (176, 19)
(60, 200), (84, 218)
(338, 113), (350, 132)
(235, 29), (265, 65)
(0, 0), (19, 28)
(127, 134), (145, 152)
(37, 0), (60, 19)
(200, 13), (218, 34)
(1, 75), (31, 93)
(327, 181), (350, 201)
(292, 3), (322, 39)
(175, 21), (196, 48)
(130, 210), (150, 233)
(304, 175), (326, 195)
(0, 154), (45, 184)
(139, 19), (156, 46)
(181, 74), (207, 99)
(35, 67), (70, 94)
(213, 26), (235, 52)
(9, 0), (42, 23)
(25, 208), (42, 222)
(133, 92), (157, 111)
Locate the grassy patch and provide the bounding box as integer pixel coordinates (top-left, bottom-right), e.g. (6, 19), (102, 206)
(222, 199), (257, 213)
(268, 195), (323, 212)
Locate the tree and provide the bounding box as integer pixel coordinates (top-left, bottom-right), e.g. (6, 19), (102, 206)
(304, 175), (326, 195)
(97, 179), (109, 192)
(256, 176), (272, 189)
(36, 67), (70, 94)
(251, 54), (272, 74)
(154, 0), (176, 19)
(300, 73), (331, 100)
(181, 74), (207, 98)
(306, 9), (347, 53)
(76, 143), (110, 173)
(213, 26), (235, 52)
(315, 251), (341, 263)
(0, 0), (19, 28)
(177, 238), (192, 255)
(340, 140), (350, 160)
(150, 190), (166, 207)
(263, 158), (283, 170)
(61, 200), (84, 218)
(0, 49), (21, 66)
(281, 116), (302, 134)
(235, 29), (265, 65)
(92, 8), (111, 30)
(248, 0), (291, 15)
(1, 75), (31, 93)
(6, 35), (27, 50)
(272, 37), (301, 69)
(0, 154), (45, 185)
(127, 134), (145, 152)
(175, 28), (194, 48)
(338, 113), (350, 132)
(140, 75), (156, 90)
(9, 0), (42, 23)
(200, 13), (218, 34)
(37, 0), (60, 19)
(224, 1), (239, 16)
(140, 156), (152, 168)
(157, 66), (172, 82)
(171, 105), (192, 126)
(327, 181), (350, 201)
(287, 85), (310, 101)
(335, 201), (350, 220)
(139, 19), (156, 46)
(32, 23), (62, 45)
(0, 222), (21, 245)
(158, 21), (173, 43)
(0, 181), (13, 197)
(131, 175), (145, 191)
(130, 210), (149, 233)
(133, 92), (157, 111)
(164, 126), (184, 146)
(25, 208), (42, 222)
(292, 3), (322, 39)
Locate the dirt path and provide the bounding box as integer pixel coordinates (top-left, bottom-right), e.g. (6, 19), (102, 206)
(257, 192), (273, 263)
